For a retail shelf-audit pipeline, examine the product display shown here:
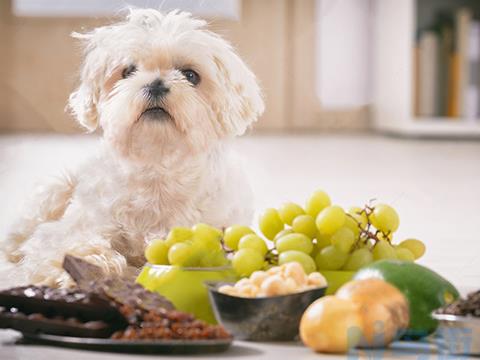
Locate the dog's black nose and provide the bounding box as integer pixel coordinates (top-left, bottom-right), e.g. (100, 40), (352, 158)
(146, 79), (169, 98)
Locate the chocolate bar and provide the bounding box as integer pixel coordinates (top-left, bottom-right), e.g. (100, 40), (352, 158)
(62, 255), (175, 313)
(0, 285), (123, 322)
(0, 256), (230, 341)
(0, 307), (113, 338)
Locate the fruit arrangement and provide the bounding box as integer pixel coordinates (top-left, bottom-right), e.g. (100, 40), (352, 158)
(144, 190), (426, 278)
(218, 262), (327, 298)
(354, 259), (459, 338)
(140, 189), (467, 355)
(298, 261), (460, 354)
(300, 278), (410, 353)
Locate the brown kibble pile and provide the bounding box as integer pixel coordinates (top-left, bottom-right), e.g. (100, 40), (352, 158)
(111, 305), (231, 340)
(438, 290), (480, 317)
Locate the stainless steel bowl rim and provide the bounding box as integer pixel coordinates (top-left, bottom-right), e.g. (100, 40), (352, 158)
(206, 281), (328, 300)
(432, 312), (480, 324)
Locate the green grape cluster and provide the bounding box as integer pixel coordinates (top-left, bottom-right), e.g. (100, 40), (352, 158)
(145, 223), (229, 268)
(256, 190), (426, 273)
(144, 190), (426, 278)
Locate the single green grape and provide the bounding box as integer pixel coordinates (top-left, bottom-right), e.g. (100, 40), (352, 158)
(168, 242), (194, 266)
(273, 229), (294, 244)
(165, 227), (193, 247)
(348, 207), (368, 229)
(315, 245), (348, 270)
(238, 234), (268, 256)
(199, 250), (229, 267)
(192, 223), (223, 252)
(278, 202), (305, 225)
(316, 205), (346, 236)
(145, 239), (169, 265)
(232, 249), (265, 277)
(316, 232), (331, 249)
(305, 190), (331, 218)
(372, 241), (397, 261)
(275, 233), (313, 254)
(224, 225), (254, 250)
(292, 214), (317, 239)
(342, 248), (373, 271)
(278, 250), (317, 274)
(344, 215), (361, 238)
(188, 240), (212, 266)
(395, 247), (415, 262)
(259, 208), (284, 240)
(192, 223), (222, 242)
(330, 227), (355, 253)
(371, 204), (400, 233)
(398, 238), (425, 259)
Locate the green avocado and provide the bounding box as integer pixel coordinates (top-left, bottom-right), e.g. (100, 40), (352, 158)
(354, 260), (459, 339)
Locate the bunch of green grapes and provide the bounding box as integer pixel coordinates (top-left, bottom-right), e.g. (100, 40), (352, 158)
(255, 190), (426, 274)
(145, 223), (229, 268)
(314, 200), (425, 271)
(144, 190), (426, 278)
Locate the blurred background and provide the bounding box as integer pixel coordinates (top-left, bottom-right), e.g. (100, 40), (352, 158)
(0, 0), (479, 288)
(1, 0), (480, 134)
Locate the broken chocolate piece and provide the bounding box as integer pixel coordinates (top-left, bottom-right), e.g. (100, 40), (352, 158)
(0, 285), (123, 323)
(0, 307), (113, 338)
(63, 255), (105, 286)
(62, 256), (175, 312)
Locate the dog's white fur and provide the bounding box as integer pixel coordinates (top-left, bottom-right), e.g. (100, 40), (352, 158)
(1, 9), (264, 287)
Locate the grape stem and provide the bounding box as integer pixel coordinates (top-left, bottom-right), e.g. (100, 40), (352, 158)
(348, 203), (392, 252)
(219, 236), (235, 254)
(265, 248), (278, 265)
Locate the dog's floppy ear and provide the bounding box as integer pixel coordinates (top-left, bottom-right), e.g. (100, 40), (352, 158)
(68, 32), (103, 132)
(209, 34), (265, 136)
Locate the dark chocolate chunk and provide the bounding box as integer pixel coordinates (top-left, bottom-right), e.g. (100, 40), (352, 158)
(62, 255), (105, 286)
(0, 308), (112, 338)
(62, 256), (175, 312)
(0, 285), (123, 323)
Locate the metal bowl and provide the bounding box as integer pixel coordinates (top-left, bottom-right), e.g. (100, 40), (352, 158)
(206, 282), (326, 341)
(432, 313), (480, 356)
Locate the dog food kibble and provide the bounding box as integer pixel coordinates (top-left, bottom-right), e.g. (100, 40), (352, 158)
(437, 289), (480, 317)
(218, 262), (327, 297)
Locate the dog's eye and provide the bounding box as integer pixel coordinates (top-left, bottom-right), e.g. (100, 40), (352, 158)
(122, 65), (137, 79)
(181, 69), (200, 86)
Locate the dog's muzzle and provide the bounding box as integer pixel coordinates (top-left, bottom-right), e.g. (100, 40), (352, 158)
(146, 79), (169, 99)
(140, 79), (171, 121)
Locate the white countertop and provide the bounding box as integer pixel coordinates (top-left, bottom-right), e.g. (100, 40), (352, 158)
(0, 134), (479, 359)
(0, 329), (472, 360)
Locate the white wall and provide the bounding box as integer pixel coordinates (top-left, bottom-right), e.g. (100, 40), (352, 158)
(316, 0), (372, 109)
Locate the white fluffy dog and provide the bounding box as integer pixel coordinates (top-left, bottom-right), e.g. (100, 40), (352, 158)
(1, 9), (264, 287)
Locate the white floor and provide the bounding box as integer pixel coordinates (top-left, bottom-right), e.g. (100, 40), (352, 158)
(0, 133), (479, 290)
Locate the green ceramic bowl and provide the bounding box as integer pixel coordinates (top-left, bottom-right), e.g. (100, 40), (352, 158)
(136, 264), (237, 324)
(320, 270), (355, 294)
